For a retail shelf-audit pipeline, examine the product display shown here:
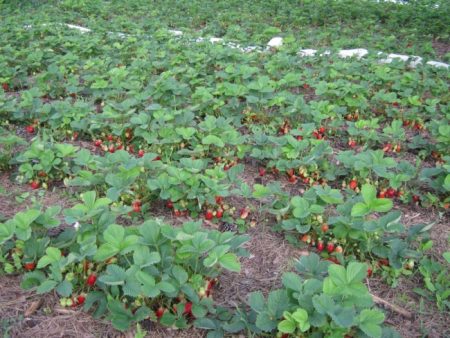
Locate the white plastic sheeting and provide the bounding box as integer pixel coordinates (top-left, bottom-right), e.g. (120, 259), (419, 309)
(26, 23), (449, 69)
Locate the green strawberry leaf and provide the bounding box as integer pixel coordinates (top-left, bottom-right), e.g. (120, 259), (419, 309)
(358, 309), (385, 338)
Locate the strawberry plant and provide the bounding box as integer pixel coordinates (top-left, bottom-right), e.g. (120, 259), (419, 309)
(146, 159), (240, 215)
(15, 139), (78, 189)
(1, 193), (249, 331)
(414, 251), (450, 312)
(268, 185), (343, 245)
(0, 128), (25, 170)
(249, 132), (335, 183)
(224, 254), (398, 338)
(0, 206), (61, 274)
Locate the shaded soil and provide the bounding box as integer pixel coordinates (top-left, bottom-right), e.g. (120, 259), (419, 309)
(432, 40), (450, 60)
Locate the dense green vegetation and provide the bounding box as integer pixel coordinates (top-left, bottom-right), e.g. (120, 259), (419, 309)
(1, 0), (450, 58)
(0, 1), (448, 337)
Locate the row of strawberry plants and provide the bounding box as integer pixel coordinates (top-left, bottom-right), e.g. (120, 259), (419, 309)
(252, 183), (432, 285)
(0, 194), (404, 337)
(6, 125), (448, 209)
(0, 191), (249, 331)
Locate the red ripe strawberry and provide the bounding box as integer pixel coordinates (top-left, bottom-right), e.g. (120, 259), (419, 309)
(258, 167), (266, 176)
(392, 102), (399, 108)
(155, 307), (165, 319)
(205, 210), (213, 220)
(132, 203), (141, 213)
(279, 126), (289, 135)
(379, 258), (389, 266)
(321, 224), (329, 233)
(30, 181), (40, 190)
(215, 196), (223, 205)
(166, 200), (174, 209)
(2, 83), (9, 91)
(367, 266), (373, 278)
(334, 245), (343, 254)
(116, 144), (123, 150)
(183, 302), (192, 316)
(108, 145), (115, 153)
(303, 83), (310, 89)
(72, 132), (79, 140)
(288, 175), (297, 183)
(173, 209), (181, 217)
(348, 139), (357, 148)
(77, 295), (86, 305)
(403, 120), (411, 127)
(216, 209), (223, 218)
(317, 241), (324, 252)
(349, 179), (358, 190)
(107, 134), (114, 141)
(86, 274), (97, 286)
(414, 122), (423, 130)
(25, 125), (35, 134)
(326, 242), (335, 253)
(153, 156), (161, 161)
(296, 135), (303, 141)
(286, 169), (295, 177)
(318, 126), (325, 134)
(383, 143), (392, 153)
(312, 131), (322, 139)
(206, 279), (216, 291)
(23, 262), (36, 271)
(386, 188), (396, 198)
(412, 195), (420, 203)
(138, 149), (145, 158)
(94, 139), (102, 147)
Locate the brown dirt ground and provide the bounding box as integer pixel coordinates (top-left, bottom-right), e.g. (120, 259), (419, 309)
(432, 40), (450, 60)
(1, 157), (449, 338)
